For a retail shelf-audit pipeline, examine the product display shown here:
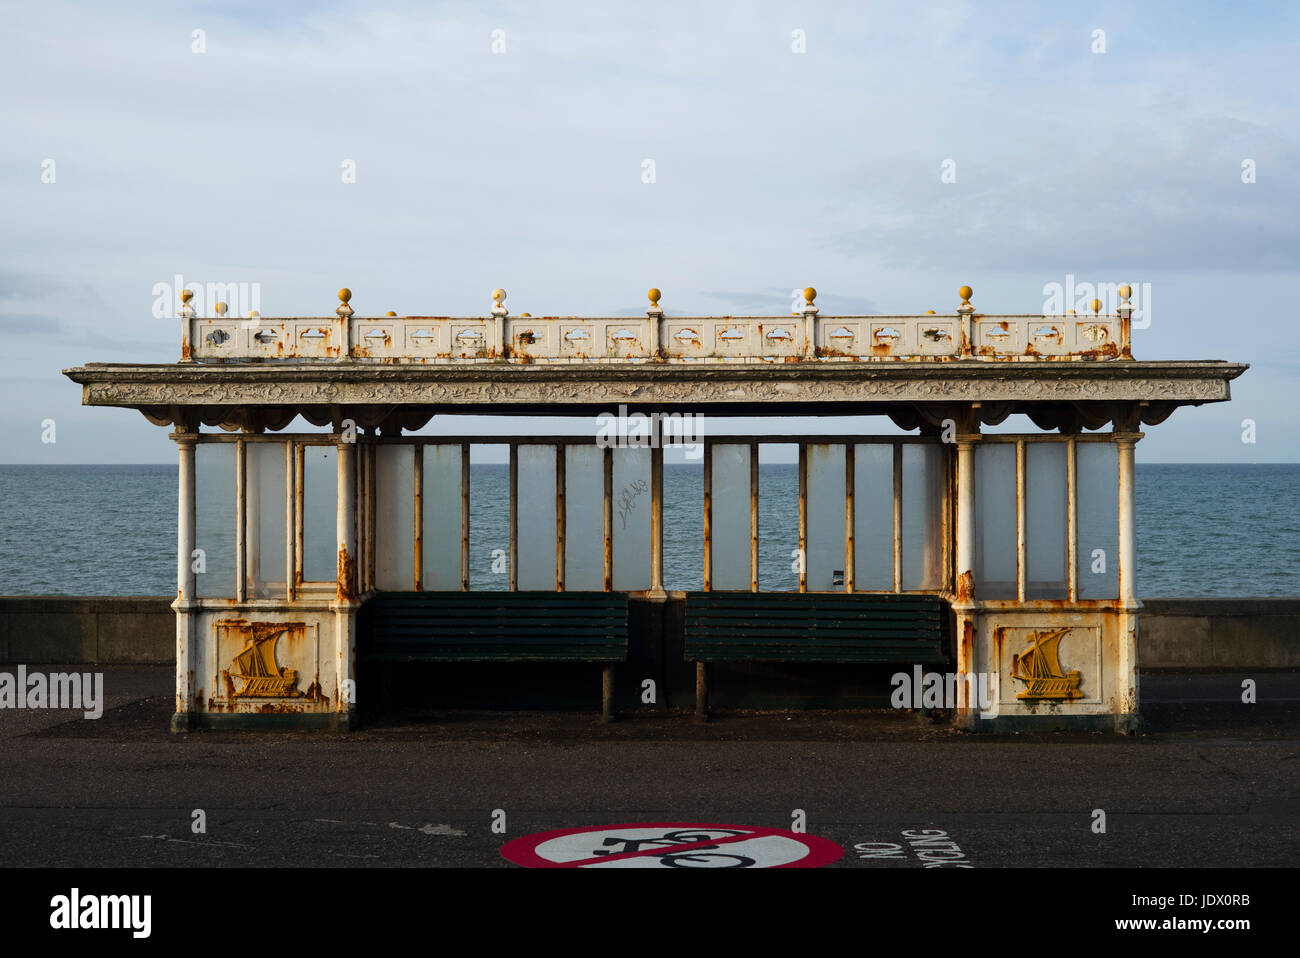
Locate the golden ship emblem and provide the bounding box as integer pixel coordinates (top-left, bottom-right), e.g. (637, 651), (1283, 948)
(1012, 627), (1083, 700)
(228, 626), (300, 698)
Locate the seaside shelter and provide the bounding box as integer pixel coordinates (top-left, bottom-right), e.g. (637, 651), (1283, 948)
(65, 285), (1246, 731)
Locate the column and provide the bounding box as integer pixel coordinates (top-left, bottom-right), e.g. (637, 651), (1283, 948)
(334, 429), (358, 729)
(953, 428), (978, 718)
(171, 430), (197, 732)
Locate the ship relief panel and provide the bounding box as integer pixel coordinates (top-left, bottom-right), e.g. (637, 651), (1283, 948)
(994, 624), (1103, 708)
(213, 620), (326, 711)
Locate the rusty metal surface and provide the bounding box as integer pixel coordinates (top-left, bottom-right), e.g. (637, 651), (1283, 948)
(182, 312), (1134, 364)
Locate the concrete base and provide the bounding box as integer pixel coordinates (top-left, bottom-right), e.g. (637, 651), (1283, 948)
(954, 709), (1140, 734)
(171, 711), (355, 732)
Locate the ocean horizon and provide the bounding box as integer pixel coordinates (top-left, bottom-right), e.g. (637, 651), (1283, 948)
(0, 463), (1296, 598)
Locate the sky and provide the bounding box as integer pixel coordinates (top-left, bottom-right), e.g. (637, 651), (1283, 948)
(2, 0), (1297, 464)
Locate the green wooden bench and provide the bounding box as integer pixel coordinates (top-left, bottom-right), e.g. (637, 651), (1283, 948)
(362, 591), (630, 720)
(684, 592), (950, 717)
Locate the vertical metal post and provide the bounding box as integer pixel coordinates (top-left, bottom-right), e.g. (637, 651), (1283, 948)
(649, 420), (665, 598)
(603, 446), (613, 591)
(1117, 434), (1139, 607)
(1067, 439), (1078, 603)
(695, 661), (709, 721)
(1015, 439), (1026, 602)
(294, 443), (304, 592)
(798, 443), (808, 593)
(749, 441), (759, 592)
(365, 442), (376, 593)
(235, 438), (247, 603)
(845, 443), (855, 593)
(702, 440), (713, 591)
(953, 430), (978, 717)
(601, 665), (614, 723)
(413, 445), (423, 591)
(555, 444), (566, 592)
(508, 443), (518, 591)
(892, 442), (903, 593)
(461, 443), (470, 591)
(285, 441), (295, 602)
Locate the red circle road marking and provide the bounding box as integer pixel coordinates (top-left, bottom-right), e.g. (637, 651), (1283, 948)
(500, 822), (844, 868)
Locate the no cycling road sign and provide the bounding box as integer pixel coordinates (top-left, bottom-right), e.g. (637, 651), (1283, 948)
(500, 822), (844, 868)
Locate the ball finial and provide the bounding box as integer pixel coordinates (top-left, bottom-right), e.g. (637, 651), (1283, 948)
(648, 287), (661, 306)
(925, 309), (935, 315)
(803, 287), (817, 304)
(214, 301), (228, 316)
(180, 289), (194, 304)
(958, 285), (973, 305)
(492, 288), (507, 304)
(385, 311), (397, 317)
(338, 288), (352, 305)
(1118, 284), (1132, 299)
(1091, 298), (1101, 315)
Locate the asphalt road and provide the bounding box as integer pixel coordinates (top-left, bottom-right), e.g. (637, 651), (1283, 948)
(0, 666), (1296, 868)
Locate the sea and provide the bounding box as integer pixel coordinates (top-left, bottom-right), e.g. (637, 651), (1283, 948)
(0, 464), (1296, 598)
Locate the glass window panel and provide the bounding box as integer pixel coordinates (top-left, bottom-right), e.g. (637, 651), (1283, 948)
(902, 444), (943, 590)
(302, 445), (337, 583)
(853, 444), (894, 591)
(564, 445), (605, 590)
(757, 448), (797, 592)
(195, 443), (236, 598)
(612, 447), (652, 591)
(247, 442), (287, 598)
(806, 444), (846, 592)
(710, 444), (752, 590)
(1077, 442), (1120, 599)
(975, 443), (1017, 599)
(516, 445), (557, 590)
(468, 448), (508, 591)
(422, 445), (463, 591)
(375, 444), (415, 590)
(1025, 443), (1068, 599)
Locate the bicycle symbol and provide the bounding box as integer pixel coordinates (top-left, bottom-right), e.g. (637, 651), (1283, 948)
(590, 828), (757, 868)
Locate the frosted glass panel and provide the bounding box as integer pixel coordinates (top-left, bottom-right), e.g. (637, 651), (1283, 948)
(853, 444), (894, 590)
(195, 443), (236, 598)
(710, 444), (751, 590)
(516, 445), (557, 589)
(375, 445), (415, 590)
(422, 445), (463, 591)
(247, 442), (287, 598)
(612, 447), (651, 590)
(302, 445), (337, 582)
(1025, 443), (1067, 598)
(1077, 443), (1120, 599)
(975, 444), (1017, 599)
(902, 444), (943, 590)
(806, 444), (846, 591)
(564, 445), (605, 590)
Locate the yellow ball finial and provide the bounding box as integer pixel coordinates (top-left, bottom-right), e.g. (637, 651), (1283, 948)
(648, 287), (661, 306)
(1118, 284), (1132, 299)
(338, 288), (352, 305)
(248, 310), (259, 318)
(803, 287), (816, 304)
(925, 309), (935, 315)
(214, 301), (228, 316)
(385, 311), (397, 317)
(1091, 298), (1101, 315)
(180, 289), (194, 304)
(492, 288), (506, 304)
(958, 285), (973, 304)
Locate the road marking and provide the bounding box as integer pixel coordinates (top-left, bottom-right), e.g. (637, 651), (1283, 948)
(502, 822), (843, 868)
